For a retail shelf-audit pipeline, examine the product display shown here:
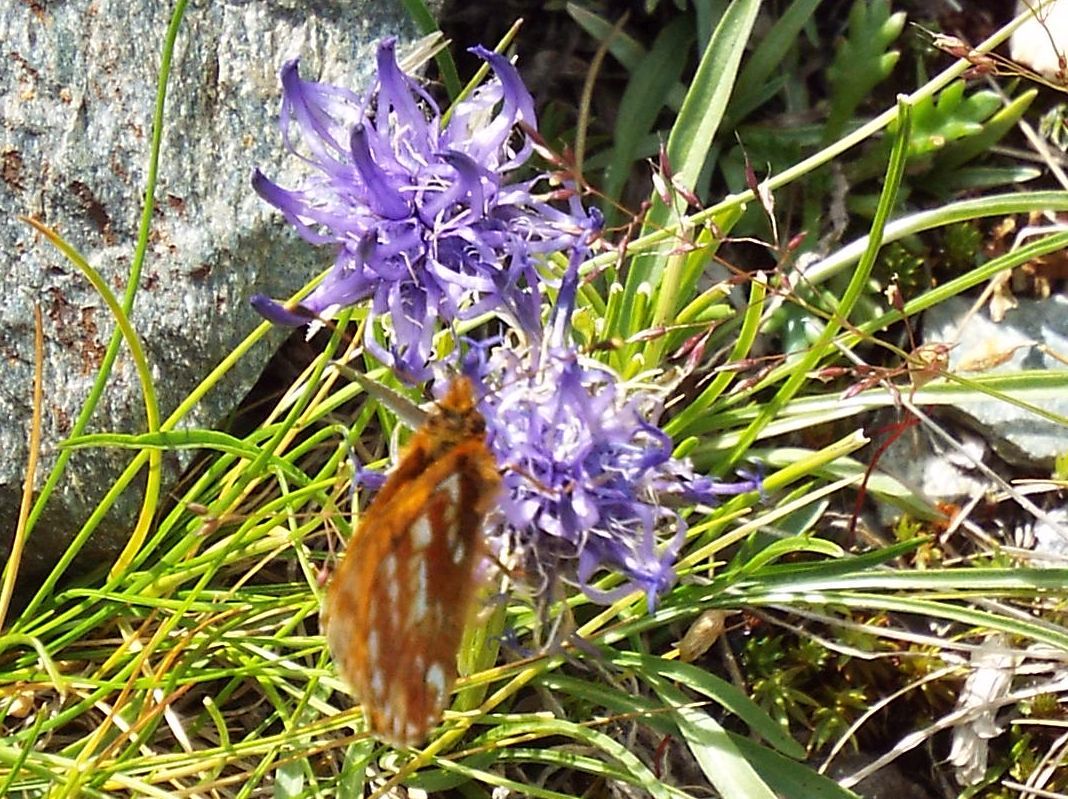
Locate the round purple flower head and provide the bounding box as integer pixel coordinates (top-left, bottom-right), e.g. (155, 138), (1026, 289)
(252, 39), (580, 381)
(466, 232), (758, 612)
(480, 349), (686, 610)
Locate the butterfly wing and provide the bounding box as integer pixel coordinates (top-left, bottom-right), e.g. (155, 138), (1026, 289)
(324, 431), (499, 746)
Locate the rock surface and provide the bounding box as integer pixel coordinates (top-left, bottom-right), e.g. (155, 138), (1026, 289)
(922, 294), (1068, 468)
(1011, 0), (1068, 83)
(0, 1), (430, 582)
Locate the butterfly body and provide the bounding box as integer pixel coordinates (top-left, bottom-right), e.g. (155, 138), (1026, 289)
(323, 377), (500, 747)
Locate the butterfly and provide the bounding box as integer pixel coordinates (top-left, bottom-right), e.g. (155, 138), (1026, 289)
(322, 376), (501, 747)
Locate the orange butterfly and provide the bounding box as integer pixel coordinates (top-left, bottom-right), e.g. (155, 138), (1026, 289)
(322, 376), (501, 746)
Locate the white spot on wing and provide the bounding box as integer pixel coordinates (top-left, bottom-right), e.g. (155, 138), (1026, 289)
(382, 554), (397, 584)
(452, 539), (466, 565)
(411, 559), (428, 621)
(367, 629), (380, 667)
(386, 576), (399, 607)
(410, 515), (432, 551)
(389, 684), (408, 742)
(371, 670), (385, 701)
(427, 662), (447, 705)
(440, 474), (461, 545)
(439, 473), (461, 504)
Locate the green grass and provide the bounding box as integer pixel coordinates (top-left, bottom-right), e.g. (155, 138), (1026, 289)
(3, 1), (1068, 797)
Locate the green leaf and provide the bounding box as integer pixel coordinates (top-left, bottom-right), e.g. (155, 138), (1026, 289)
(538, 672), (674, 734)
(734, 536), (845, 578)
(566, 3), (648, 72)
(475, 716), (676, 799)
(396, 0), (460, 97)
(647, 673), (781, 799)
(604, 16), (695, 217)
(899, 80), (1003, 157)
(613, 0), (760, 341)
(60, 430), (310, 484)
(660, 0), (760, 192)
(824, 0), (905, 142)
(664, 272), (766, 436)
(729, 733), (862, 799)
(274, 759), (305, 798)
(729, 0), (823, 123)
(617, 652), (806, 758)
(931, 88), (1038, 174)
(933, 165), (1043, 192)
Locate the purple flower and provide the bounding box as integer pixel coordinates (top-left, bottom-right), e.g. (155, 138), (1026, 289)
(476, 348), (683, 610)
(463, 235), (758, 611)
(252, 39), (583, 381)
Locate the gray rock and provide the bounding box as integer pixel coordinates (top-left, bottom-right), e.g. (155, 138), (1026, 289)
(922, 294), (1068, 468)
(1017, 504), (1068, 564)
(0, 0), (432, 582)
(1011, 0), (1068, 83)
(878, 416), (993, 504)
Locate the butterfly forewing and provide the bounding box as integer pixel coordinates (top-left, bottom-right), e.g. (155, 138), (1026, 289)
(323, 378), (500, 747)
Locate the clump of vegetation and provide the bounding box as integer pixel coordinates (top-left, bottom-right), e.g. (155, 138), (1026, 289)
(3, 1), (1068, 797)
